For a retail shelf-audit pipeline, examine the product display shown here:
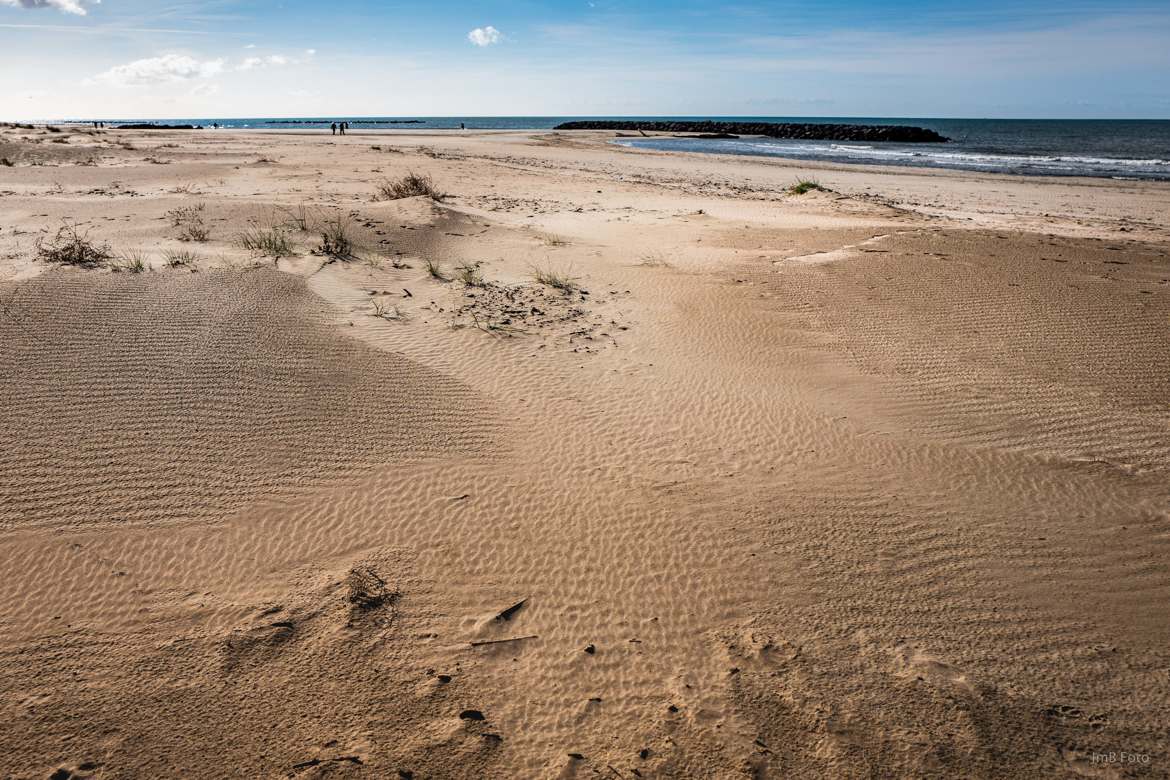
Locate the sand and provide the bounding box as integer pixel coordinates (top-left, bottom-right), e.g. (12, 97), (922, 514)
(1, 124), (1168, 779)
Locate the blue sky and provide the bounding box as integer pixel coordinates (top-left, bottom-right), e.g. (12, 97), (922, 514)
(1, 0), (1168, 119)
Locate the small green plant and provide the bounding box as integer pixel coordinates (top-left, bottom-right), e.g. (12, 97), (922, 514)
(238, 224), (295, 257)
(116, 250), (150, 273)
(787, 179), (829, 195)
(531, 263), (579, 293)
(375, 172), (444, 201)
(317, 212), (356, 258)
(455, 261), (485, 287)
(163, 249), (199, 268)
(35, 222), (112, 268)
(423, 257), (449, 281)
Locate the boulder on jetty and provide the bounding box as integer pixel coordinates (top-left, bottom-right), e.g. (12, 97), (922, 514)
(554, 120), (948, 143)
(115, 123), (202, 130)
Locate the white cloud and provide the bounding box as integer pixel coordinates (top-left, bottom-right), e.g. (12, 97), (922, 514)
(90, 54), (225, 87)
(0, 0), (97, 15)
(237, 54), (292, 71)
(467, 25), (502, 47)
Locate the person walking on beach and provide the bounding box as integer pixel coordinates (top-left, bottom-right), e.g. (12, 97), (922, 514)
(340, 122), (348, 135)
(331, 122), (337, 136)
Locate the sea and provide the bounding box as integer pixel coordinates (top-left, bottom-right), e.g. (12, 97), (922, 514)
(67, 116), (1170, 181)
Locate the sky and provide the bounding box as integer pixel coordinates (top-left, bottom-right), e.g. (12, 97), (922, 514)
(1, 0), (1168, 120)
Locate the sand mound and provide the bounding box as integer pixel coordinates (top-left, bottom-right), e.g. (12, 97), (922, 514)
(0, 267), (494, 531)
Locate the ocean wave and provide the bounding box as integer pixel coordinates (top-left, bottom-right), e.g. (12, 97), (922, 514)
(614, 137), (1170, 180)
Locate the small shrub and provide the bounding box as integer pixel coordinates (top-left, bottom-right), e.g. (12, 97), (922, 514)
(787, 179), (829, 195)
(238, 224), (295, 257)
(35, 222), (112, 268)
(0, 158), (13, 167)
(375, 172), (444, 201)
(531, 263), (579, 293)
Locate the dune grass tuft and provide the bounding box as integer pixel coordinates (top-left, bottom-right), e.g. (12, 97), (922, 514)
(375, 172), (444, 201)
(238, 224), (295, 257)
(116, 250), (150, 273)
(317, 212), (356, 258)
(531, 263), (579, 293)
(787, 178), (830, 195)
(423, 257), (449, 281)
(163, 249), (199, 268)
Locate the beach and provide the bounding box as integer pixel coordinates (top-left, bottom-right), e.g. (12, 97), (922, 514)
(1, 125), (1169, 778)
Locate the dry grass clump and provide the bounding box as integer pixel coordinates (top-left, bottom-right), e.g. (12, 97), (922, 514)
(238, 224), (295, 257)
(375, 172), (444, 201)
(531, 263), (580, 293)
(346, 567), (396, 610)
(277, 202), (314, 232)
(540, 233), (569, 247)
(787, 178), (830, 195)
(165, 203), (210, 242)
(637, 253), (671, 267)
(116, 250), (150, 273)
(35, 222), (112, 269)
(371, 299), (406, 321)
(1, 158), (14, 167)
(455, 261), (485, 287)
(164, 249), (199, 268)
(424, 257), (449, 281)
(317, 212), (356, 258)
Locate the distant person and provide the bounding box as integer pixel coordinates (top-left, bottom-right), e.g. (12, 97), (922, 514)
(460, 122), (465, 131)
(331, 122), (337, 135)
(341, 122), (348, 135)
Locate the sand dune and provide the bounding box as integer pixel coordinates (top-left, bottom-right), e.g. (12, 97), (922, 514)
(1, 124), (1168, 778)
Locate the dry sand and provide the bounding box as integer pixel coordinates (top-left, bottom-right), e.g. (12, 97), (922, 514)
(1, 124), (1168, 779)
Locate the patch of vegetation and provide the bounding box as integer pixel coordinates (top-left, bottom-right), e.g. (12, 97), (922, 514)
(277, 202), (314, 232)
(637, 253), (670, 267)
(163, 249), (199, 268)
(346, 567), (396, 610)
(423, 257), (449, 281)
(787, 179), (830, 195)
(1, 158), (14, 167)
(531, 263), (580, 293)
(116, 250), (150, 273)
(166, 202), (210, 242)
(317, 212), (356, 258)
(371, 299), (406, 321)
(35, 222), (112, 268)
(455, 261), (485, 287)
(238, 224), (295, 257)
(375, 172), (444, 201)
